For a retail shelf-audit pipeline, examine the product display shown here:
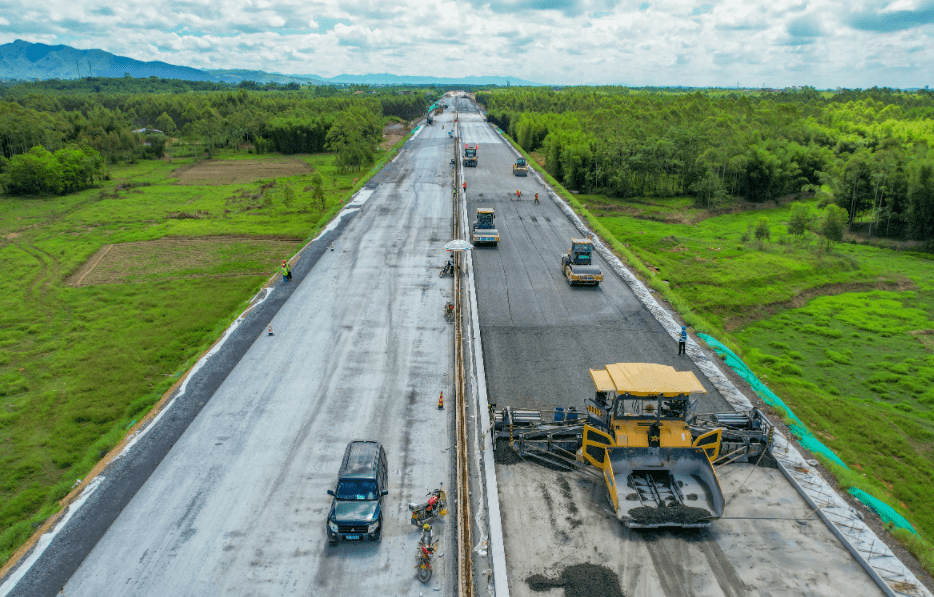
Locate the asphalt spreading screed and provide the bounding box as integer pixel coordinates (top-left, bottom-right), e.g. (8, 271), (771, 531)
(627, 504), (712, 526)
(526, 563), (625, 597)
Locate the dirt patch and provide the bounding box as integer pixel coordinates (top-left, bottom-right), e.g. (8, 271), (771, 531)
(171, 158), (310, 185)
(66, 236), (302, 286)
(526, 563), (625, 597)
(723, 277), (917, 332)
(909, 329), (934, 352)
(379, 122), (412, 152)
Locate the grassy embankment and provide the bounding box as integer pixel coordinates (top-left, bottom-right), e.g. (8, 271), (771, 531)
(0, 136), (409, 566)
(497, 134), (934, 572)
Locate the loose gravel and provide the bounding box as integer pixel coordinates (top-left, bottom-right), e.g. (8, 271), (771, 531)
(526, 563), (625, 597)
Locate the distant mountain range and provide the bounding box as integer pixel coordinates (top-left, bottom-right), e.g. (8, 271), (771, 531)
(0, 40), (543, 86)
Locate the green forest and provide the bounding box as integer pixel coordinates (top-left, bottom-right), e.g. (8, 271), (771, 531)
(0, 79), (438, 194)
(478, 87), (934, 245)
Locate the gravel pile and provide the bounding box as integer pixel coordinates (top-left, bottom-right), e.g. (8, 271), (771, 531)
(493, 439), (523, 465)
(757, 449), (779, 469)
(526, 563), (625, 597)
(627, 505), (712, 526)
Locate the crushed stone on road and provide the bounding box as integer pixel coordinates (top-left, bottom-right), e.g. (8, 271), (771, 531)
(526, 563), (625, 597)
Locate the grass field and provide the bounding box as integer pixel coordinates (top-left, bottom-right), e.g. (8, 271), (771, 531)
(0, 143), (403, 565)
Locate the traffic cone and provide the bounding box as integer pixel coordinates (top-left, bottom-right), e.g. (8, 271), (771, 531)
(268, 325), (274, 336)
(438, 391), (444, 410)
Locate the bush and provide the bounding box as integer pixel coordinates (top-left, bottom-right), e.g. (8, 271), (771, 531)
(1, 145), (104, 196)
(755, 217), (771, 241)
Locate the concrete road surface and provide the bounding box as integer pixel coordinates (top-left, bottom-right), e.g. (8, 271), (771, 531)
(5, 116), (460, 597)
(451, 94), (884, 597)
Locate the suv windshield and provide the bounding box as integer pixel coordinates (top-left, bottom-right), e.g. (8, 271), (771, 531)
(336, 479), (378, 500)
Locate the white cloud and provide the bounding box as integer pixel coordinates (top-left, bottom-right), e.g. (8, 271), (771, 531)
(0, 0), (931, 86)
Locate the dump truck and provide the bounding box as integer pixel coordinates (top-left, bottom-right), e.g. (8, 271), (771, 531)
(471, 208), (499, 246)
(561, 238), (603, 286)
(492, 362), (773, 529)
(513, 157), (529, 176)
(463, 143), (478, 167)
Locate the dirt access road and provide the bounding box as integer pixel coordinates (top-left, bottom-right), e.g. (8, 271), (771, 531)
(453, 93), (885, 597)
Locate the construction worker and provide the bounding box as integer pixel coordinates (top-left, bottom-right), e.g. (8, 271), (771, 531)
(516, 189), (521, 199)
(281, 260), (292, 284)
(678, 326), (687, 355)
(534, 192), (539, 204)
(462, 181), (466, 192)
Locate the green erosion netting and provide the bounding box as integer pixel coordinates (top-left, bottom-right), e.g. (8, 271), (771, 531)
(849, 488), (916, 532)
(696, 333), (916, 533)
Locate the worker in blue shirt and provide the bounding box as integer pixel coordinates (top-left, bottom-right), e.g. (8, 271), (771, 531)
(678, 326), (687, 355)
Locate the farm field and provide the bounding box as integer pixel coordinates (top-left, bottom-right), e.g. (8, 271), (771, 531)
(578, 193), (934, 562)
(0, 148), (392, 565)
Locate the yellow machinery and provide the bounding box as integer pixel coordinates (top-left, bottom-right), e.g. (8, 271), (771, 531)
(561, 238), (603, 286)
(471, 208), (499, 246)
(580, 363), (724, 528)
(493, 362), (773, 529)
(513, 157), (529, 176)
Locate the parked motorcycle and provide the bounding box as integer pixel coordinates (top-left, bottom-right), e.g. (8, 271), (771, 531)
(409, 485), (448, 526)
(416, 538), (437, 583)
(444, 302), (455, 323)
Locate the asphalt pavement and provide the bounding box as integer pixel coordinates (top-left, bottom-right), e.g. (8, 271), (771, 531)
(451, 94), (885, 597)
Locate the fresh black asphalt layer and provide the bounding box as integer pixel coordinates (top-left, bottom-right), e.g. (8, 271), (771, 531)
(453, 96), (732, 416)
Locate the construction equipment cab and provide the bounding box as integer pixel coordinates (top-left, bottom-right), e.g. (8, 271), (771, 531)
(471, 208), (499, 246)
(513, 157), (529, 177)
(581, 363), (724, 528)
(463, 143), (478, 167)
(561, 238), (603, 286)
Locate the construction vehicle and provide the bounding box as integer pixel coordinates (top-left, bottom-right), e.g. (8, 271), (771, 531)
(561, 238), (603, 286)
(513, 157), (529, 176)
(471, 208), (499, 246)
(493, 363), (773, 529)
(463, 143), (478, 168)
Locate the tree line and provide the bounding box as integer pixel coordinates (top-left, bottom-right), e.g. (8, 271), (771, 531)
(476, 87), (934, 243)
(0, 79), (440, 195)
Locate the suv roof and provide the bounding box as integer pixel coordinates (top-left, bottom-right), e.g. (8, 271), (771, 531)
(343, 441), (379, 479)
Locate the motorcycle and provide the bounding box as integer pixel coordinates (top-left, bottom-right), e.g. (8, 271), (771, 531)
(444, 302), (455, 323)
(416, 537), (438, 583)
(440, 261), (455, 278)
(409, 486), (448, 525)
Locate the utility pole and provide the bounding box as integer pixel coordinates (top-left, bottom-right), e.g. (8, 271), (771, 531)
(88, 60), (93, 78)
(76, 60), (81, 78)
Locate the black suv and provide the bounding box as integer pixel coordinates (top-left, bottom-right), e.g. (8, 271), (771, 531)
(327, 441), (388, 545)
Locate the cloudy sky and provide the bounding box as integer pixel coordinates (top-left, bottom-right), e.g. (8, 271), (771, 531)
(1, 0), (933, 87)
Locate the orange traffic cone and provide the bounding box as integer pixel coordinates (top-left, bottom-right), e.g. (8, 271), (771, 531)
(438, 391), (444, 410)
